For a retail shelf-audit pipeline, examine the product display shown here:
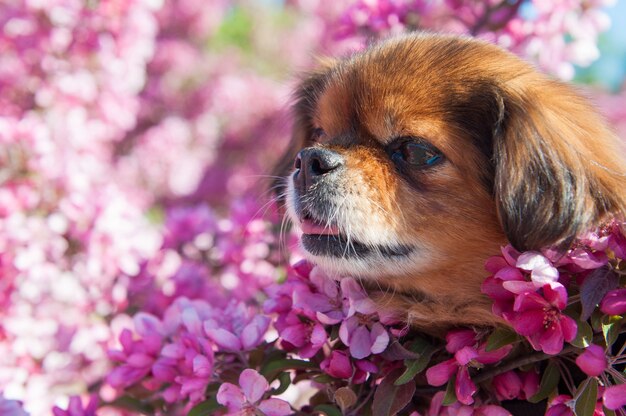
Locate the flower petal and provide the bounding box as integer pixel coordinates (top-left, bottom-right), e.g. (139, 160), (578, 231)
(511, 309), (545, 336)
(349, 325), (373, 359)
(206, 327), (242, 351)
(575, 344), (607, 377)
(445, 329), (476, 353)
(239, 368), (269, 404)
(369, 323), (389, 354)
(538, 323), (565, 355)
(603, 384), (626, 410)
(455, 367), (477, 405)
(425, 359), (457, 386)
(258, 398), (293, 416)
(216, 383), (245, 410)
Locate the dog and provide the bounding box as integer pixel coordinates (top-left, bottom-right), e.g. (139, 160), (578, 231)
(273, 33), (626, 334)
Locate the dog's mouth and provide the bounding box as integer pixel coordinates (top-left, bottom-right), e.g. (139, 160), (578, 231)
(298, 212), (414, 259)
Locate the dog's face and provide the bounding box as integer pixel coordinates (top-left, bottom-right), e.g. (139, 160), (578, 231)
(275, 34), (626, 329)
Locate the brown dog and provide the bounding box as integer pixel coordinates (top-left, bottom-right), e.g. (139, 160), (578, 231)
(273, 33), (626, 333)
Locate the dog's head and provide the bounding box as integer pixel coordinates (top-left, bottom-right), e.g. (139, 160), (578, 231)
(274, 34), (626, 328)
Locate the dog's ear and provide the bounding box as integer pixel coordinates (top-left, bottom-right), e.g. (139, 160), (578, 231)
(271, 61), (335, 198)
(494, 80), (626, 251)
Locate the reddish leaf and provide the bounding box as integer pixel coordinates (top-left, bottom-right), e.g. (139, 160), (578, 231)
(372, 369), (416, 416)
(580, 267), (619, 320)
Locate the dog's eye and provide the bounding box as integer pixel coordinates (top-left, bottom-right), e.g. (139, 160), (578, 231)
(391, 140), (443, 168)
(311, 128), (325, 142)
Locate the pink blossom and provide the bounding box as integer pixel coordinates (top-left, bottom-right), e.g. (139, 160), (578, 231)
(492, 371), (522, 401)
(216, 369), (291, 416)
(491, 369), (539, 401)
(600, 288), (626, 315)
(510, 285), (577, 355)
(575, 344), (607, 377)
(428, 391), (512, 416)
(339, 317), (389, 359)
(546, 395), (574, 416)
(275, 310), (327, 358)
(203, 301), (270, 352)
(321, 350), (353, 379)
(603, 384), (626, 410)
(52, 395), (98, 416)
(426, 337), (512, 405)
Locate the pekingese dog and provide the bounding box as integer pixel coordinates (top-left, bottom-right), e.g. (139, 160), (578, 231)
(273, 33), (626, 333)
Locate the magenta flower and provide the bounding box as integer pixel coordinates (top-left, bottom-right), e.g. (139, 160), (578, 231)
(603, 384), (626, 410)
(321, 350), (354, 379)
(426, 338), (512, 405)
(510, 285), (577, 355)
(428, 391), (512, 416)
(600, 288), (626, 315)
(546, 395), (574, 416)
(275, 310), (327, 358)
(575, 344), (607, 377)
(217, 369), (291, 416)
(52, 395), (98, 416)
(152, 333), (215, 404)
(492, 369), (539, 401)
(203, 301), (270, 352)
(492, 371), (522, 401)
(339, 317), (389, 359)
(107, 324), (161, 389)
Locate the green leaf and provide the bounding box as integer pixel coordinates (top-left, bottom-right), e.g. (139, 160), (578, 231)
(442, 377), (457, 406)
(270, 372), (291, 396)
(187, 397), (223, 416)
(603, 406), (617, 416)
(485, 327), (520, 351)
(312, 374), (335, 384)
(395, 339), (437, 385)
(260, 358), (316, 381)
(314, 404), (343, 416)
(602, 315), (622, 347)
(529, 361), (560, 403)
(372, 369), (416, 416)
(574, 377), (598, 416)
(571, 318), (594, 348)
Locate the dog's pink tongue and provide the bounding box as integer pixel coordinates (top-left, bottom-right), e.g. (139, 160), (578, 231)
(301, 219), (340, 235)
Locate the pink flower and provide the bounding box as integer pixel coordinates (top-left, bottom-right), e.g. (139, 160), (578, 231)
(321, 350), (354, 379)
(275, 310), (327, 358)
(575, 344), (607, 377)
(603, 384), (626, 410)
(492, 371), (522, 401)
(339, 317), (389, 359)
(52, 395), (98, 416)
(426, 337), (512, 405)
(492, 369), (539, 401)
(600, 288), (626, 315)
(107, 320), (162, 389)
(546, 395), (574, 416)
(510, 285), (577, 355)
(428, 391), (512, 416)
(217, 369), (291, 416)
(203, 301), (270, 352)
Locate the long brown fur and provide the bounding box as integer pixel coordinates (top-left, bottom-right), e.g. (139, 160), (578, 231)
(273, 33), (626, 335)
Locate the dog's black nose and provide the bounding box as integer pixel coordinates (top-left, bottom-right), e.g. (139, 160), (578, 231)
(294, 147), (344, 191)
